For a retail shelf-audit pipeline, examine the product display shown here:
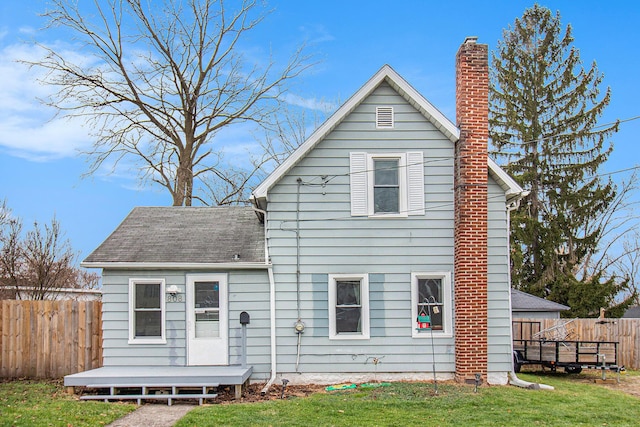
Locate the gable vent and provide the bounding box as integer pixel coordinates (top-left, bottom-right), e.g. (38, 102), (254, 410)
(376, 106), (394, 129)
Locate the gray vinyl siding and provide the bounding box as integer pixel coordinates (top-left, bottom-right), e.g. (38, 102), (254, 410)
(487, 180), (513, 373)
(100, 269), (271, 378)
(267, 82), (513, 376)
(267, 82), (457, 374)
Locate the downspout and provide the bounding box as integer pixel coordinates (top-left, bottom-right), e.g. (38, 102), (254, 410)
(252, 204), (278, 395)
(293, 178), (305, 373)
(505, 195), (553, 390)
(263, 266), (277, 395)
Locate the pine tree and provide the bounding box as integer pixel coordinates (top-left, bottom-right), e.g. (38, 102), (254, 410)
(489, 4), (634, 317)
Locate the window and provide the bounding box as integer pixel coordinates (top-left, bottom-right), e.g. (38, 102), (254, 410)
(194, 281), (220, 338)
(411, 272), (452, 338)
(329, 274), (369, 339)
(129, 278), (166, 344)
(373, 158), (400, 213)
(350, 152), (424, 217)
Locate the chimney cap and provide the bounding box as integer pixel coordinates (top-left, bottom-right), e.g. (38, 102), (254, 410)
(463, 36), (478, 44)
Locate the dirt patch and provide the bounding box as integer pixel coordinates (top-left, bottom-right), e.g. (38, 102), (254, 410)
(220, 375), (640, 403)
(215, 382), (327, 404)
(521, 368), (640, 398)
(594, 373), (640, 398)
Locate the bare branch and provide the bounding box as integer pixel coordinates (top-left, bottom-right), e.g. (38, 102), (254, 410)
(28, 0), (313, 206)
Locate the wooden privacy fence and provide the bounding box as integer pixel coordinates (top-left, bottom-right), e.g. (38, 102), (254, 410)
(0, 300), (102, 378)
(514, 317), (640, 370)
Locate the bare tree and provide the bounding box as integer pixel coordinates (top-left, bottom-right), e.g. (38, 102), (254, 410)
(616, 231), (640, 305)
(574, 171), (640, 314)
(32, 0), (312, 206)
(199, 101), (333, 204)
(258, 104), (327, 166)
(0, 199), (10, 226)
(21, 218), (77, 300)
(0, 203), (25, 299)
(0, 204), (97, 300)
(578, 173), (640, 276)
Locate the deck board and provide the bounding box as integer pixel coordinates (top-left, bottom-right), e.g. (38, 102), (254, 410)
(64, 365), (253, 387)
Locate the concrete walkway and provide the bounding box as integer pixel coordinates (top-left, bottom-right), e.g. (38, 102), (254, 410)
(107, 404), (195, 427)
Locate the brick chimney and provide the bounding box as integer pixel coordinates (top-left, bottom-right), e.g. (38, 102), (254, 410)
(454, 36), (489, 382)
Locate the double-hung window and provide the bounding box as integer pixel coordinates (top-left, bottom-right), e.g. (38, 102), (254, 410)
(129, 278), (166, 344)
(350, 152), (424, 217)
(373, 158), (401, 213)
(329, 274), (369, 339)
(411, 272), (451, 337)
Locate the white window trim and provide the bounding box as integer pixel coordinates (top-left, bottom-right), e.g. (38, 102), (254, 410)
(328, 273), (370, 340)
(367, 153), (407, 218)
(128, 278), (166, 344)
(411, 272), (452, 338)
(350, 151), (424, 217)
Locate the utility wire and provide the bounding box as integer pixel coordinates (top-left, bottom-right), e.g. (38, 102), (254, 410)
(492, 114), (640, 146)
(278, 192), (510, 227)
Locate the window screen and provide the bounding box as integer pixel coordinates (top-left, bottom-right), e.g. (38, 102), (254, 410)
(417, 278), (443, 330)
(373, 159), (400, 213)
(134, 282), (162, 337)
(335, 280), (362, 333)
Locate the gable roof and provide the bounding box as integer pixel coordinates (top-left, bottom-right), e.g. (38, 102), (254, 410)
(251, 64), (524, 205)
(81, 206), (265, 269)
(622, 306), (640, 318)
(511, 288), (570, 312)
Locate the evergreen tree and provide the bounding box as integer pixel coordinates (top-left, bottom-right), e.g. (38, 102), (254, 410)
(489, 4), (635, 317)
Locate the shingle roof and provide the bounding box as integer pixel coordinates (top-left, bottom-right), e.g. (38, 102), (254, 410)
(622, 306), (640, 318)
(511, 288), (570, 312)
(83, 206), (264, 265)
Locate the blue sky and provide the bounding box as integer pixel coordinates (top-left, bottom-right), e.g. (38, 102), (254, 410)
(0, 0), (638, 266)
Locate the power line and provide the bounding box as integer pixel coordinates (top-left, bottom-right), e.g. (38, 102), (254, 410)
(493, 114), (640, 147)
(298, 155), (460, 187)
(594, 115), (640, 130)
(591, 165), (640, 180)
(278, 192), (510, 226)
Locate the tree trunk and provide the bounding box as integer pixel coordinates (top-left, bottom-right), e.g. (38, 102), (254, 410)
(174, 158), (194, 206)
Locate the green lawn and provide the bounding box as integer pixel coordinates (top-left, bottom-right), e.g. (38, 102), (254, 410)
(1, 372), (637, 426)
(0, 380), (136, 427)
(177, 372), (640, 426)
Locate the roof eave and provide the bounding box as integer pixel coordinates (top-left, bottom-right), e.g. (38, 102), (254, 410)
(488, 157), (526, 204)
(81, 261), (270, 270)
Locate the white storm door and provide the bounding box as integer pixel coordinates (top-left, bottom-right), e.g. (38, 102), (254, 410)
(186, 274), (228, 366)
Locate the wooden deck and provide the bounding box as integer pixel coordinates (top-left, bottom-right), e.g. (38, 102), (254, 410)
(64, 365), (253, 405)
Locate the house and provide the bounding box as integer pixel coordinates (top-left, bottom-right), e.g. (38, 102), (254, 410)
(511, 289), (570, 319)
(0, 285), (102, 301)
(622, 306), (640, 318)
(65, 37), (525, 399)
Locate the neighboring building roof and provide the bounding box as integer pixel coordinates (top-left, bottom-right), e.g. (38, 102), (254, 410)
(511, 288), (570, 312)
(251, 64), (524, 207)
(622, 306), (640, 318)
(82, 206), (265, 268)
(0, 286), (102, 300)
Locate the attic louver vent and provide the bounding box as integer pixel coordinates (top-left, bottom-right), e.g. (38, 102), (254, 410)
(376, 106), (394, 129)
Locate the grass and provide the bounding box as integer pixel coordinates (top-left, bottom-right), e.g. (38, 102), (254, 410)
(177, 372), (640, 426)
(0, 380), (136, 427)
(1, 372), (637, 426)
